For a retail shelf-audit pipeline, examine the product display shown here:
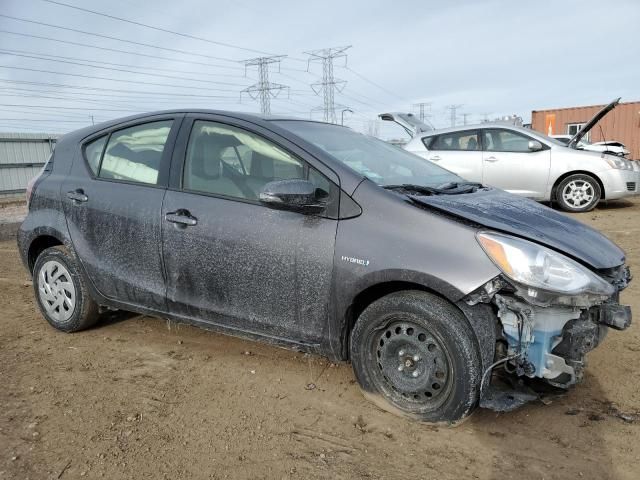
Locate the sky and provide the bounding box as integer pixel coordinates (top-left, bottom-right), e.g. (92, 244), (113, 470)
(1, 0), (639, 138)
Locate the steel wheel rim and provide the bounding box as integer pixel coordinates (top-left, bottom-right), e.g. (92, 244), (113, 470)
(38, 260), (76, 322)
(562, 180), (595, 207)
(371, 318), (452, 409)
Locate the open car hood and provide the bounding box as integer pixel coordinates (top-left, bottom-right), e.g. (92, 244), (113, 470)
(411, 188), (625, 270)
(569, 97), (620, 149)
(378, 112), (434, 137)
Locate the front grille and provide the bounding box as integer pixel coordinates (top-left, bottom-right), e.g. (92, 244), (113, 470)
(627, 182), (636, 191)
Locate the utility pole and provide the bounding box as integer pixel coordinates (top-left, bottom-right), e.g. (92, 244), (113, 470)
(305, 46), (351, 123)
(412, 102), (432, 122)
(446, 104), (463, 127)
(241, 56), (289, 115)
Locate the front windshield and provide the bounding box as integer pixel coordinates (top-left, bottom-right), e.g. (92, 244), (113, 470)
(274, 121), (462, 187)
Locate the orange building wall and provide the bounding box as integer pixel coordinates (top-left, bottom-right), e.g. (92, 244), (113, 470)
(531, 101), (640, 160)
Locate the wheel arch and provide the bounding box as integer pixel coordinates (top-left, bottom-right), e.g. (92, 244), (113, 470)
(339, 278), (497, 375)
(27, 233), (65, 273)
(551, 170), (605, 201)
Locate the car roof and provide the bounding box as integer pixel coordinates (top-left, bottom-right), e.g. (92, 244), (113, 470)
(61, 109), (330, 143)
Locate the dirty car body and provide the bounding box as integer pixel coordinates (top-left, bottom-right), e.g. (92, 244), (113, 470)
(18, 110), (632, 422)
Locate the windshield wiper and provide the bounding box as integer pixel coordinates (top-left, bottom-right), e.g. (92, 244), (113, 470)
(382, 182), (484, 196)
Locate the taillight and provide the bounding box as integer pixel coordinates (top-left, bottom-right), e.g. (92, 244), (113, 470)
(26, 175), (38, 208)
(26, 153), (52, 208)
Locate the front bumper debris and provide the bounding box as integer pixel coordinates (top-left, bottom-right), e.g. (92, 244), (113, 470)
(465, 265), (632, 411)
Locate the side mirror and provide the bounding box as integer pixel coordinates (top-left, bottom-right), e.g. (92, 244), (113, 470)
(259, 179), (327, 214)
(528, 140), (544, 152)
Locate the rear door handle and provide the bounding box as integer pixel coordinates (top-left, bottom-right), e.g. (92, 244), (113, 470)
(484, 156), (499, 162)
(67, 189), (88, 203)
(429, 155), (441, 161)
(165, 210), (197, 227)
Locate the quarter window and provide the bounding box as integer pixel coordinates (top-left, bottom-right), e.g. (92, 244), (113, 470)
(183, 120), (330, 201)
(98, 121), (173, 185)
(428, 131), (479, 151)
(84, 135), (107, 175)
(482, 129), (533, 153)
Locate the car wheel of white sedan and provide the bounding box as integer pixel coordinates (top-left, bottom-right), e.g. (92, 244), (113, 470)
(556, 174), (601, 213)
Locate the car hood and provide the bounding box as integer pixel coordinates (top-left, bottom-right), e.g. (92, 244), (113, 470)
(411, 188), (625, 270)
(569, 97), (620, 148)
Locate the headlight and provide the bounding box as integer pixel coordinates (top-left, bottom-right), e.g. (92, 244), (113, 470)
(477, 232), (614, 295)
(604, 156), (633, 170)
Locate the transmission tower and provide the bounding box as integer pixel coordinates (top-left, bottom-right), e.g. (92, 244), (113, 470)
(241, 56), (289, 115)
(412, 102), (432, 122)
(305, 46), (351, 123)
(446, 104), (463, 127)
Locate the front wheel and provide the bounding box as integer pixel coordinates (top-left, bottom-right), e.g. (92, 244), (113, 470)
(350, 291), (481, 423)
(555, 174), (601, 212)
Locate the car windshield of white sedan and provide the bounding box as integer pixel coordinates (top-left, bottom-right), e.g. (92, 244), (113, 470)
(274, 121), (462, 187)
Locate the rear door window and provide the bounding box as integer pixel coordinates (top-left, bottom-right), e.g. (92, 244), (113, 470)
(98, 120), (173, 185)
(427, 131), (479, 151)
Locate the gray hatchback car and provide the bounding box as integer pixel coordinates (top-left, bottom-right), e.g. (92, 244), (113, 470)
(18, 110), (632, 422)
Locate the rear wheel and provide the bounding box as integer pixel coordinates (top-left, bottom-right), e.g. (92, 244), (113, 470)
(556, 173), (601, 212)
(33, 246), (100, 332)
(350, 291), (481, 423)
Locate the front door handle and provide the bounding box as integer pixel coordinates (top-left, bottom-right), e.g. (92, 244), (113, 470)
(484, 156), (499, 162)
(67, 189), (88, 203)
(429, 155), (441, 161)
(165, 209), (197, 227)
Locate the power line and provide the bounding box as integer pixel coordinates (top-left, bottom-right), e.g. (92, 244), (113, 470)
(0, 103), (145, 112)
(306, 46), (351, 124)
(0, 79), (234, 99)
(342, 66), (410, 103)
(0, 65), (246, 93)
(0, 14), (243, 64)
(0, 48), (249, 78)
(41, 0), (276, 56)
(0, 51), (251, 87)
(0, 30), (245, 71)
(241, 56), (289, 115)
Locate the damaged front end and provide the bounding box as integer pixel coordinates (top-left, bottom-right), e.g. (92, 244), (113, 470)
(465, 233), (632, 412)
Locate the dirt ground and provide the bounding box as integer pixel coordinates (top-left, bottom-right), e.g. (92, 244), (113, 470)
(1, 199), (639, 480)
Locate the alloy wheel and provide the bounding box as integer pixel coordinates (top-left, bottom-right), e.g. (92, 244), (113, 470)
(562, 180), (595, 208)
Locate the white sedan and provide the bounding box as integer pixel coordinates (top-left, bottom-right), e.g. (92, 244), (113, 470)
(380, 100), (638, 212)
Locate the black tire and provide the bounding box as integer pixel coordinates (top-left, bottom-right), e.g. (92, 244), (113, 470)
(32, 246), (100, 332)
(555, 173), (601, 212)
(350, 290), (481, 423)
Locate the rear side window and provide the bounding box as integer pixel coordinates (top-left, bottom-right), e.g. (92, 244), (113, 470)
(84, 135), (107, 175)
(98, 121), (173, 185)
(428, 131), (479, 151)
